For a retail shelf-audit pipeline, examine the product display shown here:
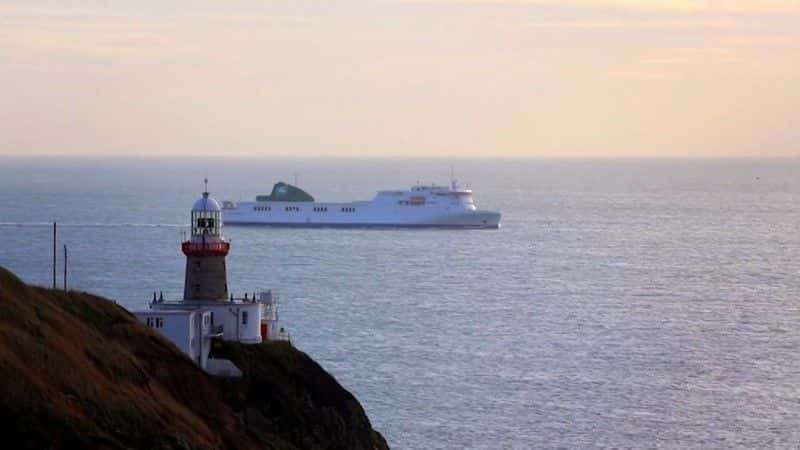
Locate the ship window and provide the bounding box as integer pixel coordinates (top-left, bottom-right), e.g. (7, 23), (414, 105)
(242, 311), (248, 325)
(156, 317), (164, 328)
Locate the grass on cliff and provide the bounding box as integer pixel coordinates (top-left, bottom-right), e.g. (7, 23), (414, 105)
(0, 266), (388, 450)
(0, 267), (252, 450)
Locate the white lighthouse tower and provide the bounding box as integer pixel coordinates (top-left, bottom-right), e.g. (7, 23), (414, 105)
(182, 180), (230, 301)
(133, 180), (288, 374)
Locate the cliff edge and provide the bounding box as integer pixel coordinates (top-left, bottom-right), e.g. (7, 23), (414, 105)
(0, 266), (388, 450)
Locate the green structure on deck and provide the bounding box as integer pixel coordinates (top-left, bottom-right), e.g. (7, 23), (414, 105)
(256, 182), (315, 202)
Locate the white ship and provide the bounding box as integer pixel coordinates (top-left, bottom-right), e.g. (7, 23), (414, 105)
(222, 180), (501, 229)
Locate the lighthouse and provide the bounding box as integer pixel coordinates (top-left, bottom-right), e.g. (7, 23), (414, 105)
(182, 180), (230, 301)
(132, 180), (288, 374)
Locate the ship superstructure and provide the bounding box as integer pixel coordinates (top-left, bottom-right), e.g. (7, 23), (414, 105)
(222, 180), (501, 228)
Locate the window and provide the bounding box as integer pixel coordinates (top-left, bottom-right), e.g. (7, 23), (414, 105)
(313, 206), (328, 212)
(197, 218), (215, 228)
(242, 311), (248, 325)
(156, 318), (164, 328)
(284, 206), (300, 212)
(340, 207), (356, 213)
(146, 317), (153, 327)
(192, 210), (220, 235)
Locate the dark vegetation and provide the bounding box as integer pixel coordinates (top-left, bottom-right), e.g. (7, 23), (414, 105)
(0, 266), (388, 450)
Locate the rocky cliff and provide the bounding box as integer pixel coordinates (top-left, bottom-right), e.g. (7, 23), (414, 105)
(0, 266), (387, 450)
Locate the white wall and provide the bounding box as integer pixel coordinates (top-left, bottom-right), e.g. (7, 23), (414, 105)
(134, 311), (209, 366)
(206, 303), (263, 344)
(199, 311), (212, 369)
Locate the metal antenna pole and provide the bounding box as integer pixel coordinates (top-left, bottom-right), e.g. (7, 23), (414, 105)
(63, 245), (68, 291)
(52, 222), (57, 289)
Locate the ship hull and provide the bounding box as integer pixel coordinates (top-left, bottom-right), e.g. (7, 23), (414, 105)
(223, 204), (501, 229)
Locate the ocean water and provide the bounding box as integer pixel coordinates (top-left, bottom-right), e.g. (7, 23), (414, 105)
(1, 157), (799, 449)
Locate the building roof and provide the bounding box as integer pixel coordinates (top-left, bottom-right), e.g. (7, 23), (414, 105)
(133, 309), (209, 316)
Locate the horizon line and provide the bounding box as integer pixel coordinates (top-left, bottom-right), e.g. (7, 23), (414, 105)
(2, 154), (800, 163)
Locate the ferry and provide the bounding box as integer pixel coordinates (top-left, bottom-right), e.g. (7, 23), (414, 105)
(222, 180), (501, 229)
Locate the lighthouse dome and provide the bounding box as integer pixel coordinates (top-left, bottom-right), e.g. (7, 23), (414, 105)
(192, 192), (222, 212)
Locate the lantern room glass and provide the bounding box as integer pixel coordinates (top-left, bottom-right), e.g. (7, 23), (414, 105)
(192, 210), (221, 236)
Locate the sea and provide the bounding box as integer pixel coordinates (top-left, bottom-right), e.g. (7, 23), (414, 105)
(1, 157), (799, 449)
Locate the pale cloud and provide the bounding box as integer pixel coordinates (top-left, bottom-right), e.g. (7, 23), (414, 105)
(556, 0), (799, 12)
(0, 28), (174, 59)
(520, 16), (739, 29)
(400, 0), (800, 13)
(0, 1), (798, 157)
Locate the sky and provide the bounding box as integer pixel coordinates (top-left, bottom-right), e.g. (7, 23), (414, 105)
(0, 0), (798, 158)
